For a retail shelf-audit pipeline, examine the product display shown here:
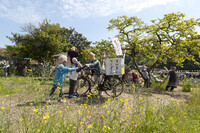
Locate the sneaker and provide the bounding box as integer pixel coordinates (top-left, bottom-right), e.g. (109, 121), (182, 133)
(73, 93), (79, 97)
(69, 94), (78, 98)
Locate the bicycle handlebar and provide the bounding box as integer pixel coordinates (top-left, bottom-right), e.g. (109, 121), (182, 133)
(76, 65), (89, 72)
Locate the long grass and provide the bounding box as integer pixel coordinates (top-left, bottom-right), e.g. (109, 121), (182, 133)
(0, 76), (200, 132)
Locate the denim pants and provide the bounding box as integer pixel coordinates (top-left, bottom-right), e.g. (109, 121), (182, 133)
(49, 85), (63, 97)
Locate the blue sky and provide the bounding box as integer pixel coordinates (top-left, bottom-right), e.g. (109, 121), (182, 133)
(0, 0), (200, 48)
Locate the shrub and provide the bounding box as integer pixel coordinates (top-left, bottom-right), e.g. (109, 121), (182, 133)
(182, 79), (192, 92)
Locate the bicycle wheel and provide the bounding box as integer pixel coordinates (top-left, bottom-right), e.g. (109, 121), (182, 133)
(75, 76), (91, 95)
(105, 76), (124, 97)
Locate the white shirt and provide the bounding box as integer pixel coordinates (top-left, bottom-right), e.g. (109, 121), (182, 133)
(69, 61), (80, 80)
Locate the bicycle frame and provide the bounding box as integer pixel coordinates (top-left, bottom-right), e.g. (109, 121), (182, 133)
(76, 66), (124, 97)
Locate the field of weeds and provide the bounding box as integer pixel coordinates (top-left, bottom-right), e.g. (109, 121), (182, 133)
(0, 76), (200, 133)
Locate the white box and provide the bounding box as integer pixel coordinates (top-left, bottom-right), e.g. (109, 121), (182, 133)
(105, 58), (124, 75)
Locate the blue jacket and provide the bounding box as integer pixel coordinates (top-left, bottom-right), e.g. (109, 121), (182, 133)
(53, 64), (75, 87)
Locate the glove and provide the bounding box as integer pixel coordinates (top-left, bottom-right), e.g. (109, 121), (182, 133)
(85, 64), (90, 67)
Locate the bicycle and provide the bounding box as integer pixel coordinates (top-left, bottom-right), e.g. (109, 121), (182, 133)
(75, 66), (124, 97)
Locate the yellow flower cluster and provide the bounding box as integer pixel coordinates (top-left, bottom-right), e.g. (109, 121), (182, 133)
(102, 125), (111, 132)
(87, 124), (93, 129)
(87, 93), (92, 98)
(43, 113), (50, 122)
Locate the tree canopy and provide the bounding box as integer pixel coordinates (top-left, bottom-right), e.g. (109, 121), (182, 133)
(108, 12), (200, 76)
(6, 19), (91, 63)
(80, 39), (116, 64)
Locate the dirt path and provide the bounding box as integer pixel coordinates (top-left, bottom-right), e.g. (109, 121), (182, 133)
(0, 86), (191, 108)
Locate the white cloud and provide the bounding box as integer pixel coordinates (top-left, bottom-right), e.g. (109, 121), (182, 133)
(61, 0), (180, 18)
(0, 0), (42, 24)
(0, 0), (64, 24)
(0, 0), (190, 24)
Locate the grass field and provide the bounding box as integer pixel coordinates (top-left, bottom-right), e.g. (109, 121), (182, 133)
(0, 76), (200, 133)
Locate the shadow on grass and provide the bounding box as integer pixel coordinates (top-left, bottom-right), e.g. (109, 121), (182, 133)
(148, 89), (191, 100)
(74, 94), (108, 105)
(123, 85), (191, 101)
(16, 98), (57, 107)
(33, 77), (53, 81)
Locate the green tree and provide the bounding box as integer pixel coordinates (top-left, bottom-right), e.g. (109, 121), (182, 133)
(6, 19), (91, 63)
(108, 12), (200, 78)
(81, 39), (116, 65)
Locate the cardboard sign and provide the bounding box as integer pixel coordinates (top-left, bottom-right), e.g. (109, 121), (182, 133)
(112, 38), (123, 56)
(105, 58), (124, 75)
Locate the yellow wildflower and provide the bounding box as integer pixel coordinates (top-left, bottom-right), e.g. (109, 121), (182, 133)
(43, 113), (50, 120)
(19, 118), (24, 122)
(88, 124), (93, 129)
(125, 115), (129, 119)
(125, 107), (130, 111)
(45, 104), (48, 108)
(1, 107), (5, 110)
(83, 104), (87, 109)
(32, 108), (38, 113)
(87, 94), (91, 98)
(103, 105), (107, 108)
(80, 121), (83, 125)
(120, 99), (124, 102)
(139, 97), (143, 100)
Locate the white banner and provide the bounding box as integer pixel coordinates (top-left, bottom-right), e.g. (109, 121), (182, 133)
(105, 58), (124, 75)
(112, 37), (123, 56)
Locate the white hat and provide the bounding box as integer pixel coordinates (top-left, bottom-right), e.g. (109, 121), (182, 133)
(89, 52), (95, 56)
(58, 55), (68, 64)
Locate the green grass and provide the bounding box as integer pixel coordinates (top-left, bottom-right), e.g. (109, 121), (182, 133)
(0, 76), (200, 132)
